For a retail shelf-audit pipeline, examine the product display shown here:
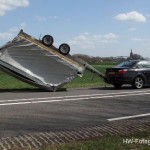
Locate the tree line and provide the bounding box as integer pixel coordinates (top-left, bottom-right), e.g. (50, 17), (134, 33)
(72, 53), (149, 64)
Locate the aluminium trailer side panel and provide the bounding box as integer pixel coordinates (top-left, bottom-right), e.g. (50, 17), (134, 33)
(19, 31), (84, 72)
(0, 30), (85, 91)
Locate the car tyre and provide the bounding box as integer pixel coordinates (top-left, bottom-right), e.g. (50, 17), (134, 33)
(59, 43), (70, 55)
(133, 76), (144, 89)
(42, 35), (54, 46)
(113, 83), (122, 89)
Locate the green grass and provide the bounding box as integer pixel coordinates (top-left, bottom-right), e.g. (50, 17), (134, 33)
(11, 130), (150, 150)
(65, 63), (115, 88)
(0, 72), (37, 90)
(28, 130), (150, 150)
(0, 63), (115, 90)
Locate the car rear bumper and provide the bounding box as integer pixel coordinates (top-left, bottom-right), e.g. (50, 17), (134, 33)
(104, 76), (132, 85)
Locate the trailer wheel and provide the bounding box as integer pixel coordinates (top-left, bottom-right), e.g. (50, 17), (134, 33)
(42, 35), (54, 46)
(59, 44), (70, 55)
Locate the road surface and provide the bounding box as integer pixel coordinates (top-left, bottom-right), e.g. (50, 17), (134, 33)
(0, 86), (149, 138)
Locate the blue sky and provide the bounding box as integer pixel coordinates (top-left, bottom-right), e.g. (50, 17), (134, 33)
(0, 0), (150, 57)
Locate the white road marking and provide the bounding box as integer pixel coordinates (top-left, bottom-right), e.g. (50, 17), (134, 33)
(0, 91), (150, 106)
(0, 89), (150, 103)
(107, 113), (150, 121)
(90, 92), (150, 99)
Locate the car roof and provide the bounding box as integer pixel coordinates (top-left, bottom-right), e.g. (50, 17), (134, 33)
(127, 60), (150, 63)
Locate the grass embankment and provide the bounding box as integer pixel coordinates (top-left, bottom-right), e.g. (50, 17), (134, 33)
(25, 130), (150, 150)
(66, 63), (115, 88)
(0, 63), (115, 90)
(0, 70), (37, 90)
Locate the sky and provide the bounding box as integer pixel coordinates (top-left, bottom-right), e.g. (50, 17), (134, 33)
(0, 0), (150, 58)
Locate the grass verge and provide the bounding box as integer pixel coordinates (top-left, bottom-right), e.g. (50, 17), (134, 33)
(1, 65), (149, 150)
(0, 63), (115, 90)
(0, 72), (37, 90)
(27, 130), (150, 150)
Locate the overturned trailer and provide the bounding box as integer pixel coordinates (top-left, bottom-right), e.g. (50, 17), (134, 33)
(0, 30), (105, 91)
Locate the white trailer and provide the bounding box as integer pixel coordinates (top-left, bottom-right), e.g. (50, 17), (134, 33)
(0, 30), (105, 91)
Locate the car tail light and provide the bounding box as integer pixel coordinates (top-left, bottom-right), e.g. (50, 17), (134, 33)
(118, 69), (128, 75)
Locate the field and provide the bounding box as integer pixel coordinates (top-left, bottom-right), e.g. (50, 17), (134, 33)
(0, 63), (116, 90)
(65, 63), (116, 88)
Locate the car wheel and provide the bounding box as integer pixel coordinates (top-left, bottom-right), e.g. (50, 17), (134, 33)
(113, 83), (122, 89)
(59, 43), (70, 55)
(42, 35), (54, 46)
(133, 76), (144, 89)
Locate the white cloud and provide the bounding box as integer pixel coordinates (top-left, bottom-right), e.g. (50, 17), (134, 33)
(0, 23), (26, 40)
(114, 11), (146, 23)
(9, 23), (26, 32)
(0, 0), (29, 16)
(48, 16), (58, 20)
(128, 27), (137, 32)
(35, 16), (47, 22)
(69, 32), (119, 50)
(35, 15), (58, 22)
(0, 32), (13, 40)
(131, 37), (145, 42)
(101, 33), (119, 42)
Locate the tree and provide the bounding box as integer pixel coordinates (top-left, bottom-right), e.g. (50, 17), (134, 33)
(133, 54), (144, 60)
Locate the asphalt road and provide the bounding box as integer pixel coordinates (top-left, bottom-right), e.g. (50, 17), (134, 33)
(0, 86), (150, 138)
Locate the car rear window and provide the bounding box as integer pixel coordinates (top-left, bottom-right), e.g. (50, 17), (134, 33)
(115, 61), (138, 68)
(136, 61), (150, 68)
